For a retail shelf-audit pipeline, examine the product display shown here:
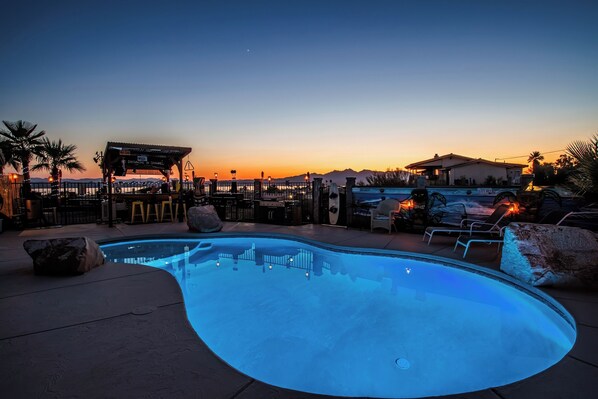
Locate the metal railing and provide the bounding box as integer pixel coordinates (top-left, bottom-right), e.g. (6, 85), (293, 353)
(6, 182), (103, 227)
(5, 180), (314, 228)
(207, 180), (312, 224)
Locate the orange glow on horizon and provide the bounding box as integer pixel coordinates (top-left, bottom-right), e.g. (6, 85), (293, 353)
(3, 138), (577, 181)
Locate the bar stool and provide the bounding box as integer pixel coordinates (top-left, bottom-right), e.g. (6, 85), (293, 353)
(145, 202), (160, 223)
(174, 202), (188, 222)
(160, 197), (174, 222)
(131, 201), (145, 223)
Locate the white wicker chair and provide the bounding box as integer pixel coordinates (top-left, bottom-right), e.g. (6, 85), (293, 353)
(370, 199), (401, 234)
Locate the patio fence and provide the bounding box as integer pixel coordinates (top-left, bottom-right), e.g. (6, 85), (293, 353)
(5, 178), (590, 231)
(3, 179), (314, 228)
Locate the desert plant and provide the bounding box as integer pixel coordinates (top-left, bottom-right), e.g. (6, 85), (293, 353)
(552, 154), (578, 185)
(364, 168), (412, 187)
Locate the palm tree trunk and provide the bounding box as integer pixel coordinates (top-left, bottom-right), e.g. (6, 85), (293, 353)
(51, 167), (60, 203)
(22, 160), (32, 198)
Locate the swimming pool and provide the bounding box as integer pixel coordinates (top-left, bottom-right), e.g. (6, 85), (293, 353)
(101, 235), (576, 398)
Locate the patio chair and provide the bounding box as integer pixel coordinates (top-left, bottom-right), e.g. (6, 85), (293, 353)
(370, 199), (401, 234)
(423, 204), (510, 245)
(537, 210), (574, 225)
(453, 226), (507, 258)
(547, 210), (598, 231)
(453, 210), (598, 258)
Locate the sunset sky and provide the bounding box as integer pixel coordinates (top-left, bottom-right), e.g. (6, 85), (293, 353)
(2, 0), (597, 179)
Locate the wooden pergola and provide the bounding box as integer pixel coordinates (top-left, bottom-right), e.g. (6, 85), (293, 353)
(101, 142), (192, 227)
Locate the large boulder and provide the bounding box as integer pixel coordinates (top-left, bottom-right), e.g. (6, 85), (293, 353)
(500, 223), (598, 287)
(187, 205), (223, 233)
(23, 237), (105, 275)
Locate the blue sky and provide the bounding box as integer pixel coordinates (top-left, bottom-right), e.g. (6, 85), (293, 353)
(1, 0), (597, 178)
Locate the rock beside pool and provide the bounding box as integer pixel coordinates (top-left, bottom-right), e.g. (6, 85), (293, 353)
(500, 223), (598, 287)
(23, 237), (105, 275)
(187, 205), (223, 233)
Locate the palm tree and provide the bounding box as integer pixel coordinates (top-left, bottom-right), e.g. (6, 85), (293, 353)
(32, 138), (86, 200)
(527, 151), (544, 175)
(0, 139), (19, 174)
(0, 120), (45, 196)
(566, 134), (598, 199)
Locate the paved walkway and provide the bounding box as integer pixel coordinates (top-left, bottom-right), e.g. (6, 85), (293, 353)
(0, 222), (596, 399)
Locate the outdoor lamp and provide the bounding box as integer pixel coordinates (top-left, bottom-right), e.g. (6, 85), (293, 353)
(214, 172), (218, 180)
(93, 151), (103, 164)
(231, 169), (237, 180)
(48, 176), (54, 183)
(509, 202), (520, 214)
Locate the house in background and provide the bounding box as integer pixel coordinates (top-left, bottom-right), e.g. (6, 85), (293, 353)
(405, 153), (473, 184)
(405, 153), (525, 186)
(443, 159), (525, 185)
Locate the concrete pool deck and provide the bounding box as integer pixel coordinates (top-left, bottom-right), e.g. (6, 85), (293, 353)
(0, 222), (597, 399)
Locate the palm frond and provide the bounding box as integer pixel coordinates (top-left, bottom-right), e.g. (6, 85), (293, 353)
(34, 137), (86, 176)
(566, 133), (598, 196)
(31, 162), (51, 172)
(567, 140), (591, 160)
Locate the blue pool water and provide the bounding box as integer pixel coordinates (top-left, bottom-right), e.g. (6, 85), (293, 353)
(101, 235), (576, 398)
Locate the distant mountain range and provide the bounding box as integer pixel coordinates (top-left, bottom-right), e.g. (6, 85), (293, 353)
(29, 169), (381, 185)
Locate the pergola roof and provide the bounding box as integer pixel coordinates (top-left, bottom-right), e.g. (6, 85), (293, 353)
(102, 142), (192, 177)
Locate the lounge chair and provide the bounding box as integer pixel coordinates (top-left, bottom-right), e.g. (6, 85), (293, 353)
(453, 227), (507, 258)
(543, 210), (598, 231)
(370, 199), (401, 234)
(537, 210), (574, 225)
(423, 204), (510, 245)
(453, 210), (598, 258)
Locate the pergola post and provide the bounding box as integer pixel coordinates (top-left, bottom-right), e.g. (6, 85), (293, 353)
(177, 159), (184, 222)
(107, 167), (113, 228)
